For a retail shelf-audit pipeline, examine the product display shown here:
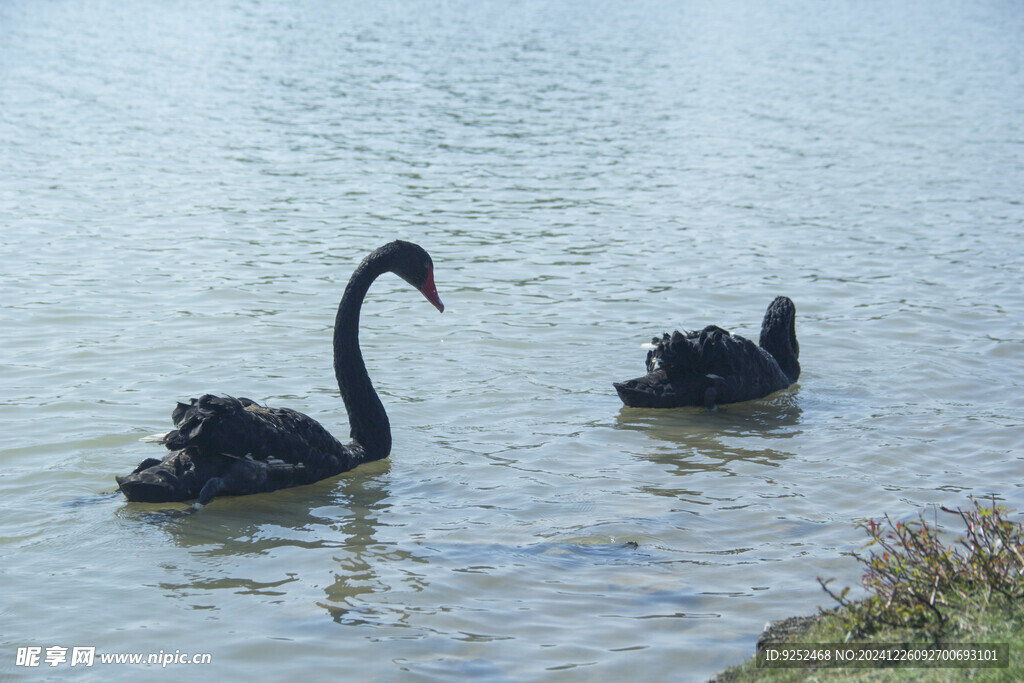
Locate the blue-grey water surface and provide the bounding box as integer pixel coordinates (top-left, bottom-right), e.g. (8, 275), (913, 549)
(2, 0), (1023, 680)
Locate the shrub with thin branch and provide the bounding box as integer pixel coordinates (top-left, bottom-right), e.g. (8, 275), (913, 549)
(819, 496), (1024, 639)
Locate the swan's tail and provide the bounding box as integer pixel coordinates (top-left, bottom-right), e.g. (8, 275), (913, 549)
(117, 395), (253, 503)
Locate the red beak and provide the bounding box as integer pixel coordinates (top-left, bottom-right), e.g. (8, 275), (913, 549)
(420, 270), (444, 312)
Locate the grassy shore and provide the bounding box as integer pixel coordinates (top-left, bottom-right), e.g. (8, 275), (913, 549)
(712, 497), (1024, 682)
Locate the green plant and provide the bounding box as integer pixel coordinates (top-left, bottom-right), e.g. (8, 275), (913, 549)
(819, 496), (1024, 639)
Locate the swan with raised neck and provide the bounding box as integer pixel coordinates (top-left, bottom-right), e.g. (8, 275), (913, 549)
(116, 240), (443, 505)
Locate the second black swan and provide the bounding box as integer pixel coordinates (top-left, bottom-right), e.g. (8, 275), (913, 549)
(116, 240), (444, 505)
(614, 296), (799, 409)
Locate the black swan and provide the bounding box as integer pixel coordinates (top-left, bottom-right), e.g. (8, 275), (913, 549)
(614, 296), (799, 409)
(116, 240), (444, 505)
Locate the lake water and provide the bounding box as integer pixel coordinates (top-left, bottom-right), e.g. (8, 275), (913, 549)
(2, 0), (1022, 680)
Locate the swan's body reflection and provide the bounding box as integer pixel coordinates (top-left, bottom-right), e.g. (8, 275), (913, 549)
(615, 392), (803, 478)
(124, 462), (661, 632)
(125, 460), (399, 618)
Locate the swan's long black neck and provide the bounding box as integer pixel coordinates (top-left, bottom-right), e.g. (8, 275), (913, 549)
(334, 251), (392, 462)
(759, 296), (800, 383)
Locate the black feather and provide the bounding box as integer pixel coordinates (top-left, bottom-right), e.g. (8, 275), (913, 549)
(614, 296), (800, 409)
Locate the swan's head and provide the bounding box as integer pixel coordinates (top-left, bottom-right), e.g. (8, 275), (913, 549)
(384, 240), (445, 313)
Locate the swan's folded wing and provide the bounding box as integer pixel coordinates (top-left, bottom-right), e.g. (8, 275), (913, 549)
(166, 395), (353, 483)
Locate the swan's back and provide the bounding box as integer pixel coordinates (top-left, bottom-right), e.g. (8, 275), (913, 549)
(166, 395), (352, 472)
(117, 395), (353, 503)
(649, 326), (790, 386)
(615, 297), (799, 409)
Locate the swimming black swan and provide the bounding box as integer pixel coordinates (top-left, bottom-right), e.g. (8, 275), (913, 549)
(614, 296), (799, 409)
(116, 240), (444, 505)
